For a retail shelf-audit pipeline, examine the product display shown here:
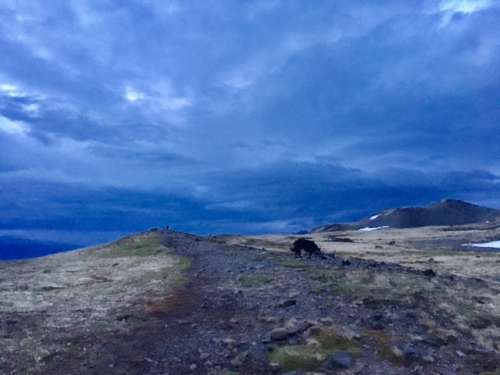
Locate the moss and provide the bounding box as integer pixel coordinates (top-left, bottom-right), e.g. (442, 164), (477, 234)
(309, 271), (332, 283)
(238, 274), (273, 288)
(316, 329), (361, 354)
(98, 233), (168, 258)
(366, 330), (409, 366)
(268, 345), (325, 372)
(280, 259), (309, 269)
(268, 328), (360, 371)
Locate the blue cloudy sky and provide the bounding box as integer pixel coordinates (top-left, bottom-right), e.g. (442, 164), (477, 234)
(1, 0), (499, 245)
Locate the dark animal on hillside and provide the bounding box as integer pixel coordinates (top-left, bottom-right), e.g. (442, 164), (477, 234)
(290, 239), (326, 258)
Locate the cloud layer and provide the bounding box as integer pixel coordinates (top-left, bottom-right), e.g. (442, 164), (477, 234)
(1, 0), (499, 244)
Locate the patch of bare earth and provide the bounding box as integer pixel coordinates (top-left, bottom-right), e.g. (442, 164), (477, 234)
(0, 230), (189, 374)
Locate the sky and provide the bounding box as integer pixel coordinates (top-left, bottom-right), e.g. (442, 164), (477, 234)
(1, 0), (499, 245)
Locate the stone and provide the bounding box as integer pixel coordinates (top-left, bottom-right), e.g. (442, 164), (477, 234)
(305, 338), (321, 348)
(199, 353), (210, 360)
(269, 362), (281, 372)
(391, 346), (405, 358)
(327, 351), (353, 369)
(270, 328), (291, 341)
(261, 316), (278, 324)
(221, 338), (236, 346)
(278, 299), (297, 308)
(423, 354), (435, 363)
(318, 317), (334, 326)
(423, 269), (436, 277)
(288, 291), (301, 299)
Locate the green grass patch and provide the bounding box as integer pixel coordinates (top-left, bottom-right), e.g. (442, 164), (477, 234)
(280, 258), (309, 269)
(268, 345), (325, 372)
(238, 274), (273, 288)
(268, 327), (360, 371)
(316, 329), (361, 354)
(98, 232), (168, 258)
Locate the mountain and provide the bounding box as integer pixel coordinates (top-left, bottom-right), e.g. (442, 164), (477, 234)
(0, 236), (78, 260)
(311, 199), (500, 232)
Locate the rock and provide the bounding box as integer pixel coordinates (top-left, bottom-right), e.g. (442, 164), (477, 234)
(423, 269), (436, 277)
(230, 357), (242, 367)
(342, 259), (351, 266)
(422, 354), (435, 363)
(221, 338), (236, 346)
(230, 350), (249, 367)
(390, 346), (405, 358)
(327, 351), (353, 369)
(268, 319), (313, 342)
(305, 325), (322, 337)
(270, 328), (291, 341)
(319, 317), (334, 326)
(305, 338), (321, 348)
(269, 362), (281, 372)
(261, 316), (278, 324)
(288, 291), (301, 299)
(189, 363), (197, 371)
(370, 321), (385, 330)
(278, 299), (297, 308)
(199, 353), (210, 360)
(337, 326), (361, 340)
(372, 313), (383, 321)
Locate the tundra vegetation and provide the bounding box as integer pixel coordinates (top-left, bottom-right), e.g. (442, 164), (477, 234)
(1, 224), (500, 374)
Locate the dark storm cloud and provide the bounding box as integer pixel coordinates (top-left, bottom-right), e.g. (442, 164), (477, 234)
(0, 0), (499, 242)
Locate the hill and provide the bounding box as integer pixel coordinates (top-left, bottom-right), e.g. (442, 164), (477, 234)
(312, 199), (500, 233)
(1, 227), (500, 374)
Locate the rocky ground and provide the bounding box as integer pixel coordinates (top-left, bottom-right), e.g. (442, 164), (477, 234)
(1, 227), (500, 374)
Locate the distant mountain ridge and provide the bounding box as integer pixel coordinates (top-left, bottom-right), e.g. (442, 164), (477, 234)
(0, 236), (78, 260)
(311, 199), (500, 233)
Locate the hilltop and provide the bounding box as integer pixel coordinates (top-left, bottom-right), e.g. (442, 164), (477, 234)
(1, 225), (500, 374)
(312, 199), (500, 233)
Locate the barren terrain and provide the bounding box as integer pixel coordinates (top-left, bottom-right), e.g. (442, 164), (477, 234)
(1, 224), (500, 374)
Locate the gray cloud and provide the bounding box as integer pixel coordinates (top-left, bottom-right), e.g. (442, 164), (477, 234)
(0, 0), (499, 243)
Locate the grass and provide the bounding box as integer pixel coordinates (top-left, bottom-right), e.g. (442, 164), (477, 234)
(98, 232), (168, 258)
(280, 258), (310, 269)
(238, 274), (273, 288)
(268, 327), (360, 371)
(316, 328), (361, 354)
(269, 345), (324, 371)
